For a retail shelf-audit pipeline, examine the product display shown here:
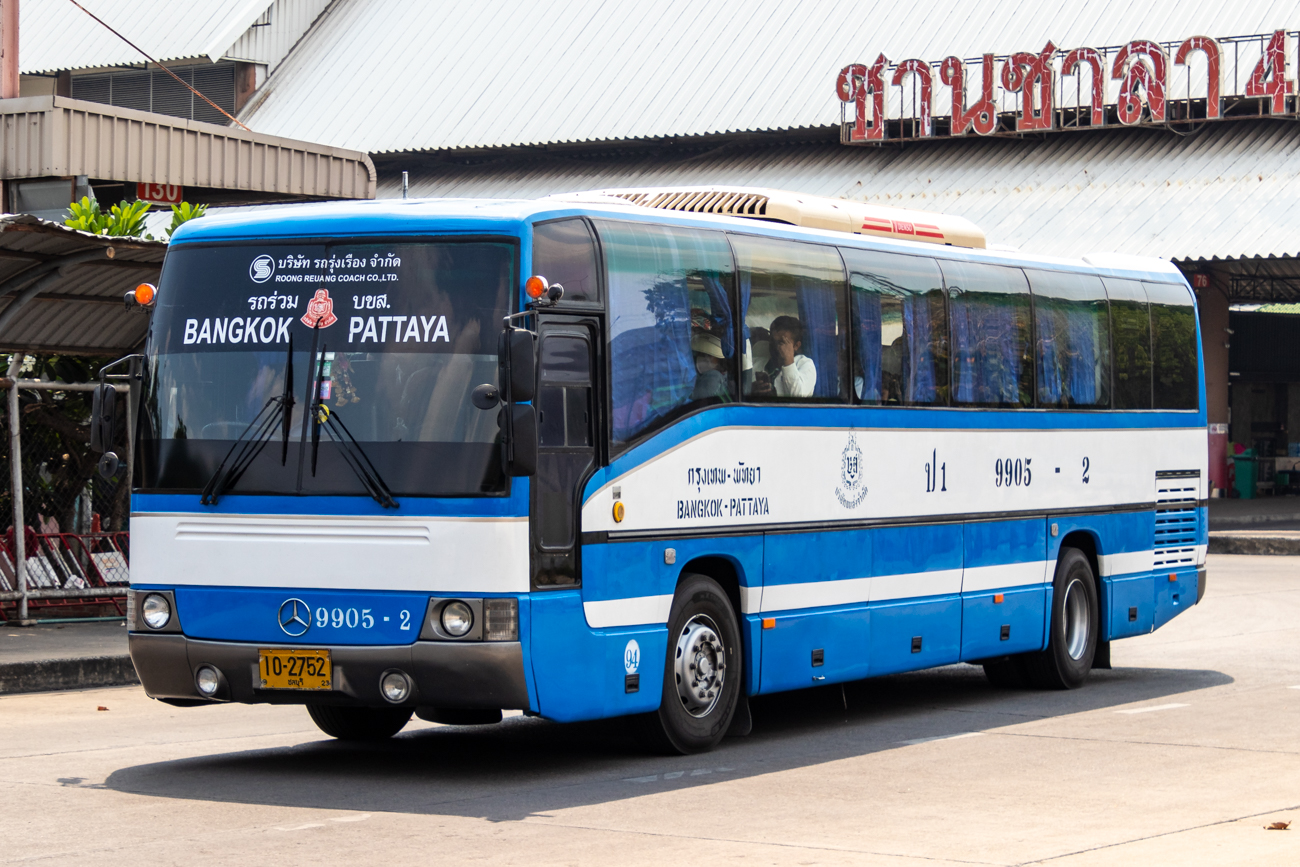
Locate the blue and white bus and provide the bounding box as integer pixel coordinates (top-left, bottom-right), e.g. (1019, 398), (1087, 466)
(117, 187), (1207, 754)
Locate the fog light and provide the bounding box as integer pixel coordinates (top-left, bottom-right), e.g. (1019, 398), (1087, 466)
(441, 601), (473, 637)
(380, 670), (411, 704)
(484, 598), (518, 641)
(195, 665), (220, 696)
(142, 593), (171, 629)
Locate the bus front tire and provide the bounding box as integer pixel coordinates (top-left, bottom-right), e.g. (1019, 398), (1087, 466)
(641, 574), (743, 755)
(1023, 547), (1098, 690)
(306, 704), (413, 741)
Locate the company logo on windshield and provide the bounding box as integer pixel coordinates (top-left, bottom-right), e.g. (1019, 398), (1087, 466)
(250, 255), (275, 283)
(302, 288), (339, 329)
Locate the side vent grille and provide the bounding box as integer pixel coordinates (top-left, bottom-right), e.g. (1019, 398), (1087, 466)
(609, 189), (769, 217)
(1153, 470), (1199, 568)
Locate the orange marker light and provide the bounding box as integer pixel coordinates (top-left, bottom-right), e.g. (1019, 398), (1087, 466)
(525, 275), (549, 299)
(761, 618), (775, 629)
(1169, 573), (1178, 582)
(133, 282), (157, 306)
(993, 593), (1004, 604)
(612, 501), (625, 523)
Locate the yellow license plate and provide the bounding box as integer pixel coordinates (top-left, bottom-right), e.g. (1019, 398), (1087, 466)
(258, 648), (332, 690)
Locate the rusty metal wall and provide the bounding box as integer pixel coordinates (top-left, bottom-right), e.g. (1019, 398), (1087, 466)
(0, 96), (375, 200)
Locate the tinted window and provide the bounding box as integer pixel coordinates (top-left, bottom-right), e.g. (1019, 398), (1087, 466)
(1146, 281), (1199, 409)
(537, 334), (592, 448)
(597, 221), (736, 446)
(1029, 270), (1111, 409)
(944, 261), (1033, 407)
(842, 247), (948, 405)
(532, 219), (599, 303)
(1104, 278), (1152, 409)
(732, 235), (848, 402)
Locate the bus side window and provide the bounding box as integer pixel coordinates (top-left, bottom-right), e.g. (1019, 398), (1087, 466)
(595, 221), (737, 449)
(1144, 281), (1199, 410)
(731, 235), (848, 403)
(1104, 278), (1153, 409)
(942, 261), (1034, 408)
(841, 247), (948, 406)
(1027, 270), (1111, 409)
(532, 218), (600, 304)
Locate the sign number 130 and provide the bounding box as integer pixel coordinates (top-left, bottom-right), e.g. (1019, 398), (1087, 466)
(136, 183), (182, 205)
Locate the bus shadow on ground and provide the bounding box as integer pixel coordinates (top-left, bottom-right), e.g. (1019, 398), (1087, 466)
(104, 662), (1232, 821)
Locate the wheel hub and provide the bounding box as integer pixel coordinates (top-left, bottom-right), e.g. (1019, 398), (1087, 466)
(674, 614), (726, 717)
(1062, 577), (1091, 661)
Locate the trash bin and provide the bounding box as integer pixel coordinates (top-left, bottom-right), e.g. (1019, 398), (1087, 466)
(1233, 450), (1257, 500)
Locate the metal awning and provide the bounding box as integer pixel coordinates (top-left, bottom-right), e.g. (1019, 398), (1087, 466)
(1, 95), (376, 204)
(0, 215), (166, 355)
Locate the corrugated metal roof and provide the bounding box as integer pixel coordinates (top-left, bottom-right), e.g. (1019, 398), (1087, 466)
(380, 118), (1300, 262)
(244, 0), (1300, 153)
(0, 216), (166, 356)
(20, 0), (274, 74)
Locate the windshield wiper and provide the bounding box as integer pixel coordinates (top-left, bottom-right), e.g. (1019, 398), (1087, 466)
(306, 342), (398, 509)
(200, 337), (296, 505)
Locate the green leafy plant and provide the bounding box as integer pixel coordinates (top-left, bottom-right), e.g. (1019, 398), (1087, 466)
(166, 201), (208, 237)
(63, 197), (151, 237)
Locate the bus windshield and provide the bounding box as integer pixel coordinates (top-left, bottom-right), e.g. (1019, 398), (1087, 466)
(139, 239), (516, 497)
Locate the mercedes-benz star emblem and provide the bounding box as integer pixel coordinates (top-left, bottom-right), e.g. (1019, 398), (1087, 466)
(278, 598), (311, 636)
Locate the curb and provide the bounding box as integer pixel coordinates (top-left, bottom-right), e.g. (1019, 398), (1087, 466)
(0, 655), (139, 695)
(1208, 535), (1300, 556)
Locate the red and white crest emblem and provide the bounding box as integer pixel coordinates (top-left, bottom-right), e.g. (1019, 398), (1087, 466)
(302, 289), (338, 328)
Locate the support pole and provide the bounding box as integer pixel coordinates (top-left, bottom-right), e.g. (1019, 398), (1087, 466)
(5, 352), (27, 623)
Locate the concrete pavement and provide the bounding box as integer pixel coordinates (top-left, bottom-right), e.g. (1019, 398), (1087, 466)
(0, 620), (135, 694)
(0, 554), (1297, 865)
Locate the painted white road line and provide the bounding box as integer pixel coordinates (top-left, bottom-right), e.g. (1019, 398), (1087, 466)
(898, 732), (985, 746)
(1288, 685), (1300, 690)
(1115, 703), (1190, 715)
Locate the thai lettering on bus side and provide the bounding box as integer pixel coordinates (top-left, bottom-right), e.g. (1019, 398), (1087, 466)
(182, 317), (292, 344)
(687, 463), (763, 491)
(348, 315), (450, 343)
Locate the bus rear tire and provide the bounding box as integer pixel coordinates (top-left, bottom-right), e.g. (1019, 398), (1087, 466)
(1023, 547), (1098, 690)
(306, 704), (413, 741)
(641, 574), (742, 755)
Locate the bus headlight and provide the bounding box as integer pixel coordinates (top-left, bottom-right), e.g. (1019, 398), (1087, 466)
(195, 665), (220, 696)
(380, 670), (411, 703)
(142, 593), (172, 629)
(441, 601), (473, 637)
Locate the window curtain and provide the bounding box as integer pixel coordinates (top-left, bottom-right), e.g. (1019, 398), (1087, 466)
(853, 288), (883, 401)
(903, 293), (938, 403)
(796, 283), (840, 398)
(952, 292), (1026, 405)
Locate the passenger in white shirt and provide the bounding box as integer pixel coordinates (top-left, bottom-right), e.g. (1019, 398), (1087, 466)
(768, 315), (817, 398)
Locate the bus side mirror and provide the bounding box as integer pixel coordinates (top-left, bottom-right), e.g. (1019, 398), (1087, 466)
(502, 405), (537, 477)
(90, 383), (116, 453)
(502, 328), (535, 402)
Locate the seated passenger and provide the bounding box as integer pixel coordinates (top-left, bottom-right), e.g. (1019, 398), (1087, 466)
(691, 331), (729, 400)
(768, 315), (816, 398)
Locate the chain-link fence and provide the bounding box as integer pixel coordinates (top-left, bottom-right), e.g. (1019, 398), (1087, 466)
(1, 353), (132, 620)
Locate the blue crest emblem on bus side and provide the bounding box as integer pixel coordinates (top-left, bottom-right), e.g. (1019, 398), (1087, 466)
(836, 434), (868, 509)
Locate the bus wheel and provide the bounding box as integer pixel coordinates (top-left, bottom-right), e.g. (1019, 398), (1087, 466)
(643, 574), (742, 755)
(306, 704), (413, 741)
(1024, 548), (1098, 690)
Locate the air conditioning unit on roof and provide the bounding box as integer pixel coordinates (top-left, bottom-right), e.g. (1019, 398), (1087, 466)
(551, 186), (986, 249)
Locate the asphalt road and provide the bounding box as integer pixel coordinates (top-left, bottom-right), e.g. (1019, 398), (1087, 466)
(1, 554), (1298, 866)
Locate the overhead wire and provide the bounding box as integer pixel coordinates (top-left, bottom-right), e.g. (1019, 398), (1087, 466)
(62, 0), (252, 131)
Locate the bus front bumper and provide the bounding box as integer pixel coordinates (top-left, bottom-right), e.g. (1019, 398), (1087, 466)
(128, 632), (531, 710)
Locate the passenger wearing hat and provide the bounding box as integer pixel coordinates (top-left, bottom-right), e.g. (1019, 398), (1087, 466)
(691, 331), (730, 400)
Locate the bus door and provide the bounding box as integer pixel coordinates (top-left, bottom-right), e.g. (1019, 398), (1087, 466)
(530, 317), (598, 586)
